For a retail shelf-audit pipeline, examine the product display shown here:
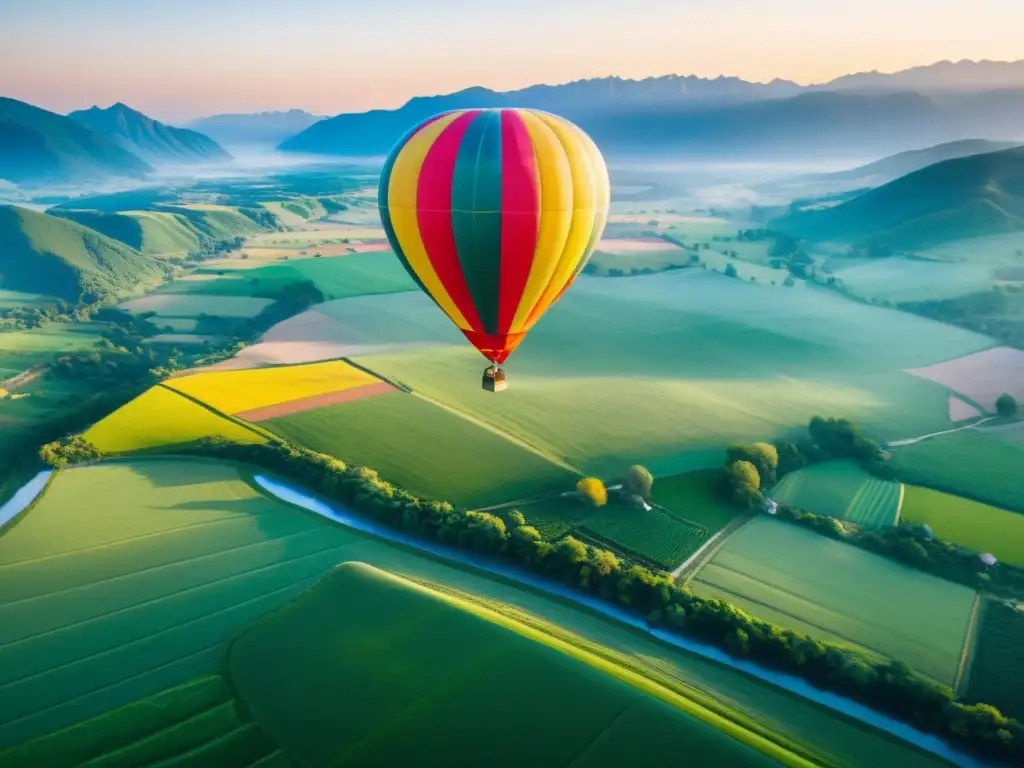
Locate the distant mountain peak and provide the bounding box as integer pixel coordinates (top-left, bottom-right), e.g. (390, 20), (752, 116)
(69, 103), (230, 163)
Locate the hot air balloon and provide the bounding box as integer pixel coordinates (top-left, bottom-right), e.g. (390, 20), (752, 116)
(378, 108), (610, 391)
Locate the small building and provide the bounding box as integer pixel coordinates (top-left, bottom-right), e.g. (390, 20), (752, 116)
(763, 499), (778, 515)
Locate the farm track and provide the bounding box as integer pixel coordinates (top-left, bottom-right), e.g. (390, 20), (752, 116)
(672, 515), (753, 581)
(886, 417), (996, 448)
(953, 594), (985, 698)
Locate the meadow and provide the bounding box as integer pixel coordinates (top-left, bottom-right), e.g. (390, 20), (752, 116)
(227, 562), (784, 768)
(350, 271), (988, 478)
(262, 391), (576, 508)
(827, 257), (995, 303)
(119, 293), (273, 319)
(652, 470), (744, 532)
(965, 602), (1024, 721)
(172, 253), (416, 301)
(0, 675), (282, 768)
(889, 429), (1024, 512)
(691, 518), (977, 685)
(165, 359), (379, 415)
(769, 462), (902, 529)
(0, 461), (958, 768)
(84, 385), (268, 453)
(900, 486), (1024, 565)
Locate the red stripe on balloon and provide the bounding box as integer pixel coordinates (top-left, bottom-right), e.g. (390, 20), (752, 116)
(497, 110), (540, 334)
(416, 110), (484, 333)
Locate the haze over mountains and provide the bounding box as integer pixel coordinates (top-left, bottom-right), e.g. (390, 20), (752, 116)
(185, 110), (325, 146)
(69, 103), (230, 163)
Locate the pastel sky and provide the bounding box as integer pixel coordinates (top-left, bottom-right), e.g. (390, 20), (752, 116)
(1, 0), (1021, 122)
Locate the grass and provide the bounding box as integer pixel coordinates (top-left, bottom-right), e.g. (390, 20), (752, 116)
(581, 502), (709, 568)
(653, 470), (742, 532)
(769, 462), (902, 529)
(171, 253), (415, 301)
(0, 460), (956, 768)
(900, 485), (1024, 565)
(965, 602), (1024, 721)
(691, 517), (977, 686)
(84, 385), (267, 453)
(228, 562), (789, 768)
(889, 429), (1024, 512)
(262, 391), (576, 508)
(351, 272), (990, 478)
(827, 257), (996, 303)
(165, 359), (379, 415)
(50, 210), (204, 256)
(119, 293), (273, 318)
(0, 675), (281, 768)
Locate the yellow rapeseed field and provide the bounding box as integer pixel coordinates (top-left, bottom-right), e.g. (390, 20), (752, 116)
(85, 386), (267, 453)
(165, 360), (378, 414)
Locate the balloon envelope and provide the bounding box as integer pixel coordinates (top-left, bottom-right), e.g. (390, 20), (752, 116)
(378, 108), (610, 363)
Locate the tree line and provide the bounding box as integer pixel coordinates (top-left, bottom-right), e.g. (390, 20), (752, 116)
(39, 434), (1015, 765)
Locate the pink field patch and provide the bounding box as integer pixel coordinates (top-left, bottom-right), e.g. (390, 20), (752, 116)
(596, 238), (684, 254)
(907, 347), (1024, 411)
(948, 395), (981, 422)
(236, 381), (396, 421)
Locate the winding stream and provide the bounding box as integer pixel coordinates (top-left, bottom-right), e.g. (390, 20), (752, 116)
(0, 471), (52, 532)
(253, 474), (990, 768)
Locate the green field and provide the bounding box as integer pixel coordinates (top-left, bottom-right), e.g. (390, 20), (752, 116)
(350, 272), (988, 478)
(0, 290), (56, 310)
(0, 460), (956, 767)
(900, 485), (1024, 565)
(0, 675), (283, 768)
(827, 257), (996, 303)
(965, 602), (1024, 721)
(165, 252), (416, 300)
(581, 502), (709, 568)
(653, 470), (743, 532)
(50, 209), (204, 255)
(889, 429), (1024, 512)
(769, 462), (902, 529)
(0, 324), (104, 380)
(228, 563), (784, 767)
(692, 517), (977, 685)
(262, 391), (576, 508)
(119, 292), (273, 318)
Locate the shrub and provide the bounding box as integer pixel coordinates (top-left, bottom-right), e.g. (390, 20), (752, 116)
(996, 393), (1018, 418)
(39, 435), (101, 468)
(624, 465), (654, 500)
(577, 477), (608, 507)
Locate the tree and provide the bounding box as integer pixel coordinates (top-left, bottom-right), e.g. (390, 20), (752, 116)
(725, 460), (763, 510)
(996, 393), (1018, 417)
(724, 263), (739, 279)
(624, 465), (654, 500)
(726, 443), (778, 488)
(577, 477), (608, 507)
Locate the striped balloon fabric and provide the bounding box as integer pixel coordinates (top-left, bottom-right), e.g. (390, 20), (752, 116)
(378, 108), (610, 364)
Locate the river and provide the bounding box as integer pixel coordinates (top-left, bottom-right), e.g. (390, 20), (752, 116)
(0, 470), (52, 532)
(253, 474), (990, 768)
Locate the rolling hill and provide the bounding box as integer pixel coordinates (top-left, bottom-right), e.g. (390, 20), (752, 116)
(68, 103), (230, 163)
(49, 209), (206, 255)
(797, 139), (1019, 189)
(0, 98), (152, 184)
(280, 84), (1024, 159)
(777, 146), (1024, 247)
(185, 109), (326, 146)
(0, 205), (163, 302)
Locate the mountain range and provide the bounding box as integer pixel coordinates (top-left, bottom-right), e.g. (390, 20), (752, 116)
(0, 98), (152, 184)
(69, 103), (230, 163)
(185, 110), (325, 146)
(281, 87), (1024, 159)
(777, 145), (1024, 248)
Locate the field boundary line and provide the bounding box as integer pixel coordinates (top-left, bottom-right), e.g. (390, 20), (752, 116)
(886, 415), (996, 448)
(412, 390), (582, 475)
(154, 384), (280, 443)
(339, 356), (413, 392)
(953, 593), (985, 697)
(894, 484), (905, 524)
(672, 514), (754, 582)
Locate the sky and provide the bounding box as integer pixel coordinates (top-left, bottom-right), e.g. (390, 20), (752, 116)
(1, 0), (1022, 123)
